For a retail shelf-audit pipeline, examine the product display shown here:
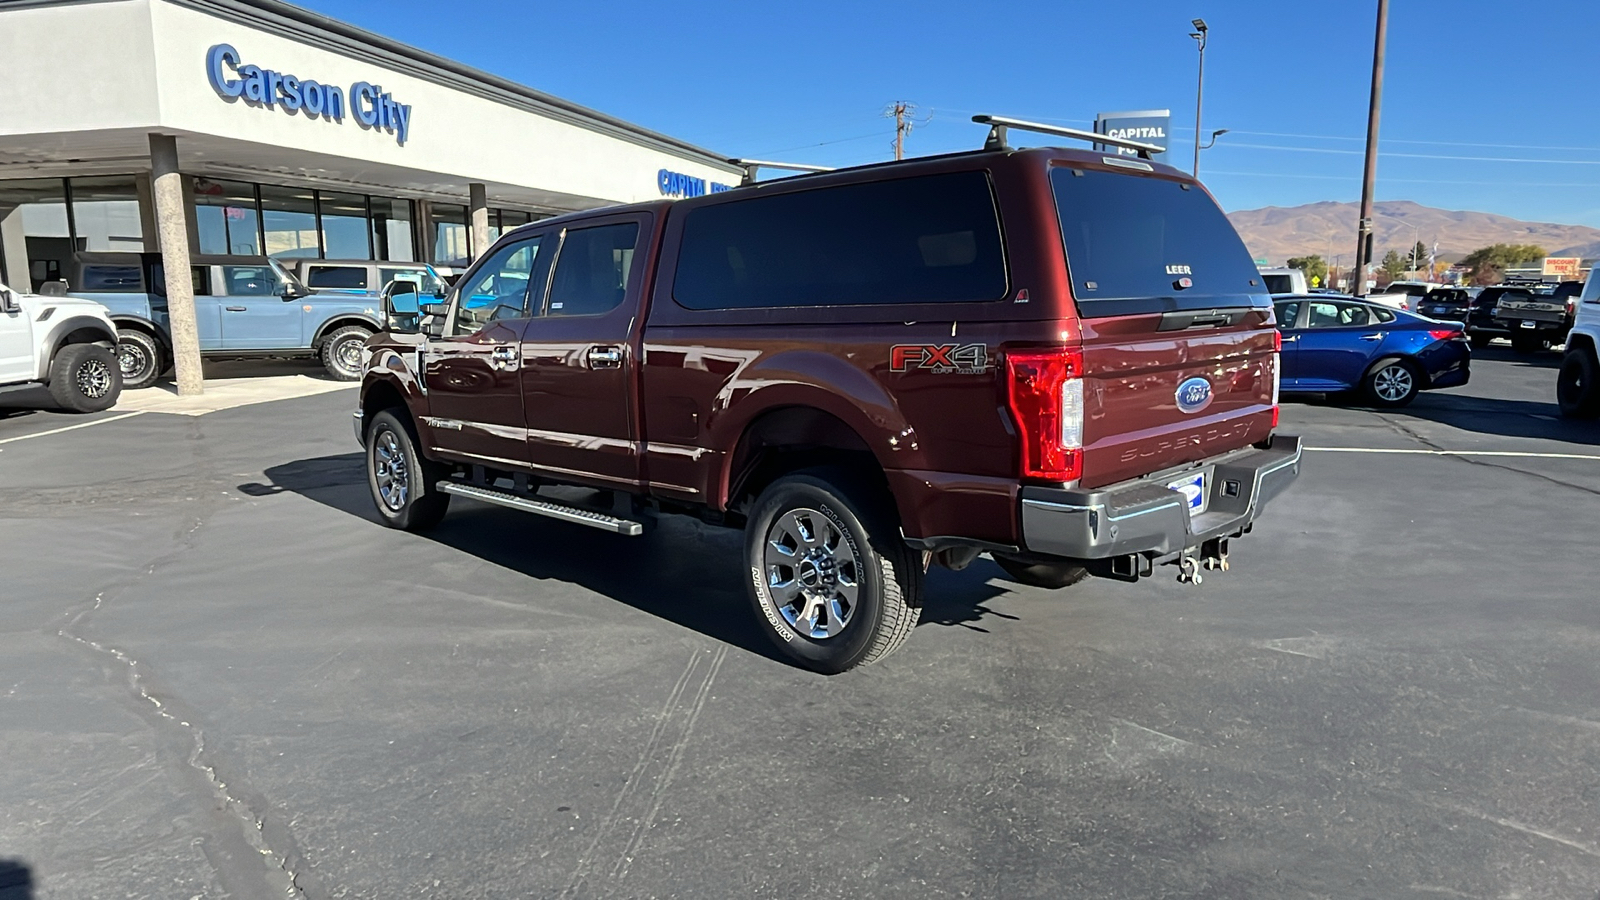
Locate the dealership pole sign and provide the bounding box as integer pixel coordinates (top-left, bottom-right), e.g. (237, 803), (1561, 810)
(1094, 109), (1169, 161)
(206, 44), (412, 145)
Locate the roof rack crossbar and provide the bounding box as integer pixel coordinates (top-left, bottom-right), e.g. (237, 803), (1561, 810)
(729, 158), (836, 185)
(970, 115), (1164, 159)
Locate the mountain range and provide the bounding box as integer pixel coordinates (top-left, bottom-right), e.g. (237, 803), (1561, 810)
(1225, 200), (1600, 266)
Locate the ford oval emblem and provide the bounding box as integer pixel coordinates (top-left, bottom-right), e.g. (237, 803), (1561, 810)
(1175, 377), (1214, 414)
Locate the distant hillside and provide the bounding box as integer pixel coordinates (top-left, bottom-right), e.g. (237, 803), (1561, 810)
(1226, 200), (1600, 266)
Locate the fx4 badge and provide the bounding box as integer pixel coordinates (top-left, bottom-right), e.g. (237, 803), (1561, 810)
(891, 343), (988, 374)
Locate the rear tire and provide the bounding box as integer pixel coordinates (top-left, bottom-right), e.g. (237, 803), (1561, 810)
(745, 469), (921, 674)
(1469, 333), (1492, 350)
(322, 325), (373, 381)
(115, 328), (164, 390)
(1363, 357), (1421, 408)
(1557, 349), (1600, 419)
(366, 409), (450, 531)
(1511, 331), (1541, 354)
(47, 344), (121, 413)
(993, 555), (1090, 589)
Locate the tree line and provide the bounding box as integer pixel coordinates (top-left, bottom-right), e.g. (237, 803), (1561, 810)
(1284, 243), (1549, 288)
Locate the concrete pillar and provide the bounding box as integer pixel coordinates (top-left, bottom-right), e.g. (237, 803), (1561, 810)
(469, 183), (490, 261)
(0, 205), (30, 292)
(149, 133), (203, 396)
(416, 199), (436, 264)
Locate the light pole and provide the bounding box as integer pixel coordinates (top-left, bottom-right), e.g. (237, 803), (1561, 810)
(1189, 19), (1209, 177)
(1200, 128), (1229, 150)
(1352, 0), (1389, 295)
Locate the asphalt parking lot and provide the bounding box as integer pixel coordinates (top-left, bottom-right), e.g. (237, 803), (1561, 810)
(3, 347), (1598, 900)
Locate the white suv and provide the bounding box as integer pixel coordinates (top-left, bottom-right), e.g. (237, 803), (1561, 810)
(0, 282), (123, 413)
(1558, 268), (1600, 418)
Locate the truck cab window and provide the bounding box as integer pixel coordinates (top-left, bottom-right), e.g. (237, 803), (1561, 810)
(450, 237), (542, 336)
(547, 223), (639, 317)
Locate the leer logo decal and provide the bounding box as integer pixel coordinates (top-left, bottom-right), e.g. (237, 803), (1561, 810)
(891, 343), (988, 374)
(1175, 376), (1214, 414)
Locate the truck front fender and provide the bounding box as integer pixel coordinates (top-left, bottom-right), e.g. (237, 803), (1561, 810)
(37, 315), (117, 381)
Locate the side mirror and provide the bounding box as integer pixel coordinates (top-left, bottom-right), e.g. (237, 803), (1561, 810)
(381, 280), (421, 333)
(0, 288), (18, 314)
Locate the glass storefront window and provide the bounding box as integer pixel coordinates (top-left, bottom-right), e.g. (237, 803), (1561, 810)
(260, 185), (319, 258)
(371, 197), (415, 262)
(69, 177), (144, 252)
(193, 177), (262, 256)
(0, 178), (70, 287)
(432, 203), (470, 264)
(319, 191), (371, 259)
(488, 208), (532, 242)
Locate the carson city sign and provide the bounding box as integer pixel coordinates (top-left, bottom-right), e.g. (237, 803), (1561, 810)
(206, 43), (413, 145)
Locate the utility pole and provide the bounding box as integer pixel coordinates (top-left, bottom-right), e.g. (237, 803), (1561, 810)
(1189, 19), (1209, 177)
(1352, 0), (1389, 296)
(888, 101), (913, 160)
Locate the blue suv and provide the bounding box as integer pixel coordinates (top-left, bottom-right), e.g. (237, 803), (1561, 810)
(66, 253), (385, 388)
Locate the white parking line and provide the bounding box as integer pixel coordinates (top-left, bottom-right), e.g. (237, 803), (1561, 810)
(1307, 446), (1600, 461)
(0, 411), (145, 446)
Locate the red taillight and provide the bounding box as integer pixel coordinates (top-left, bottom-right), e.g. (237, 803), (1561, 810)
(1427, 328), (1461, 341)
(1006, 347), (1084, 482)
(1272, 329), (1283, 353)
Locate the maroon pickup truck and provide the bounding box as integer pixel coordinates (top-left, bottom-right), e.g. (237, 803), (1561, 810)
(356, 122), (1301, 673)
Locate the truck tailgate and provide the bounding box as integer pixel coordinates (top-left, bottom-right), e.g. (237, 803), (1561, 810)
(1079, 314), (1277, 488)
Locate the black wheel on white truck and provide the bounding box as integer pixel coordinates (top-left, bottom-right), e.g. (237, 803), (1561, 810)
(1557, 347), (1600, 419)
(745, 469), (922, 674)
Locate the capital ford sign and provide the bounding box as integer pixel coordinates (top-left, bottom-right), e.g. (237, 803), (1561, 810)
(206, 44), (413, 145)
(658, 169), (737, 198)
(1094, 109), (1170, 161)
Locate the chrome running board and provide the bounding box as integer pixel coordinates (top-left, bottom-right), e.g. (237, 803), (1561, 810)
(438, 481), (644, 536)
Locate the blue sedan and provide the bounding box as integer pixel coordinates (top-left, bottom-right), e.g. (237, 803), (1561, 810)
(1274, 294), (1470, 408)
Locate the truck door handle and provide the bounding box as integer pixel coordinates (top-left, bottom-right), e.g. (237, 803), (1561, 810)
(491, 346), (517, 361)
(587, 346), (623, 369)
(1360, 333), (1383, 341)
(1281, 334), (1299, 342)
(225, 306), (247, 312)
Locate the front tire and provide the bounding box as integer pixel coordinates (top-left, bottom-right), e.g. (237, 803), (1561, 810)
(993, 555), (1090, 589)
(322, 325), (373, 381)
(1363, 357), (1421, 408)
(47, 344), (122, 413)
(115, 328), (164, 390)
(1557, 349), (1600, 419)
(366, 409), (450, 531)
(745, 470), (921, 674)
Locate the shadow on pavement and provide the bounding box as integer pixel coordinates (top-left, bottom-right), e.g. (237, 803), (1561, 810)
(0, 859), (34, 900)
(245, 454), (1014, 667)
(1398, 392), (1600, 445)
(1470, 344), (1563, 370)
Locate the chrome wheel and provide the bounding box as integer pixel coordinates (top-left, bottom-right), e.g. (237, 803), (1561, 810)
(76, 358), (114, 399)
(334, 338), (363, 376)
(372, 428), (410, 511)
(117, 343), (148, 379)
(764, 508), (859, 639)
(1373, 364), (1414, 402)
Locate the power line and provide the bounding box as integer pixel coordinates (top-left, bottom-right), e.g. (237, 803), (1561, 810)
(1203, 169), (1600, 188)
(1221, 142), (1600, 165)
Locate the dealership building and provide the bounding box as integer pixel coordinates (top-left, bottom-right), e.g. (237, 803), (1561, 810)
(0, 0), (741, 294)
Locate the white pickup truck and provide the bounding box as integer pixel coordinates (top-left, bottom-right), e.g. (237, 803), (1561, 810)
(0, 282), (123, 413)
(1557, 268), (1600, 418)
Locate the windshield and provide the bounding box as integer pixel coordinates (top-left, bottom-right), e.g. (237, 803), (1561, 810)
(1049, 167), (1267, 316)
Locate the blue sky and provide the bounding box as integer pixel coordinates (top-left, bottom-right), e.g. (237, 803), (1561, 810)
(299, 0), (1600, 226)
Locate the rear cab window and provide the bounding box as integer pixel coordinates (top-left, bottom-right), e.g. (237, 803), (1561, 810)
(671, 171), (1006, 309)
(1048, 167), (1265, 317)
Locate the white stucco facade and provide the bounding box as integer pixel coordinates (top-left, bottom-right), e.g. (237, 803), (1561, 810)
(0, 0), (739, 207)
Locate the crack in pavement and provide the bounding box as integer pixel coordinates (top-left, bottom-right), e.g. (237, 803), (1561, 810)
(49, 419), (323, 900)
(1375, 413), (1600, 497)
